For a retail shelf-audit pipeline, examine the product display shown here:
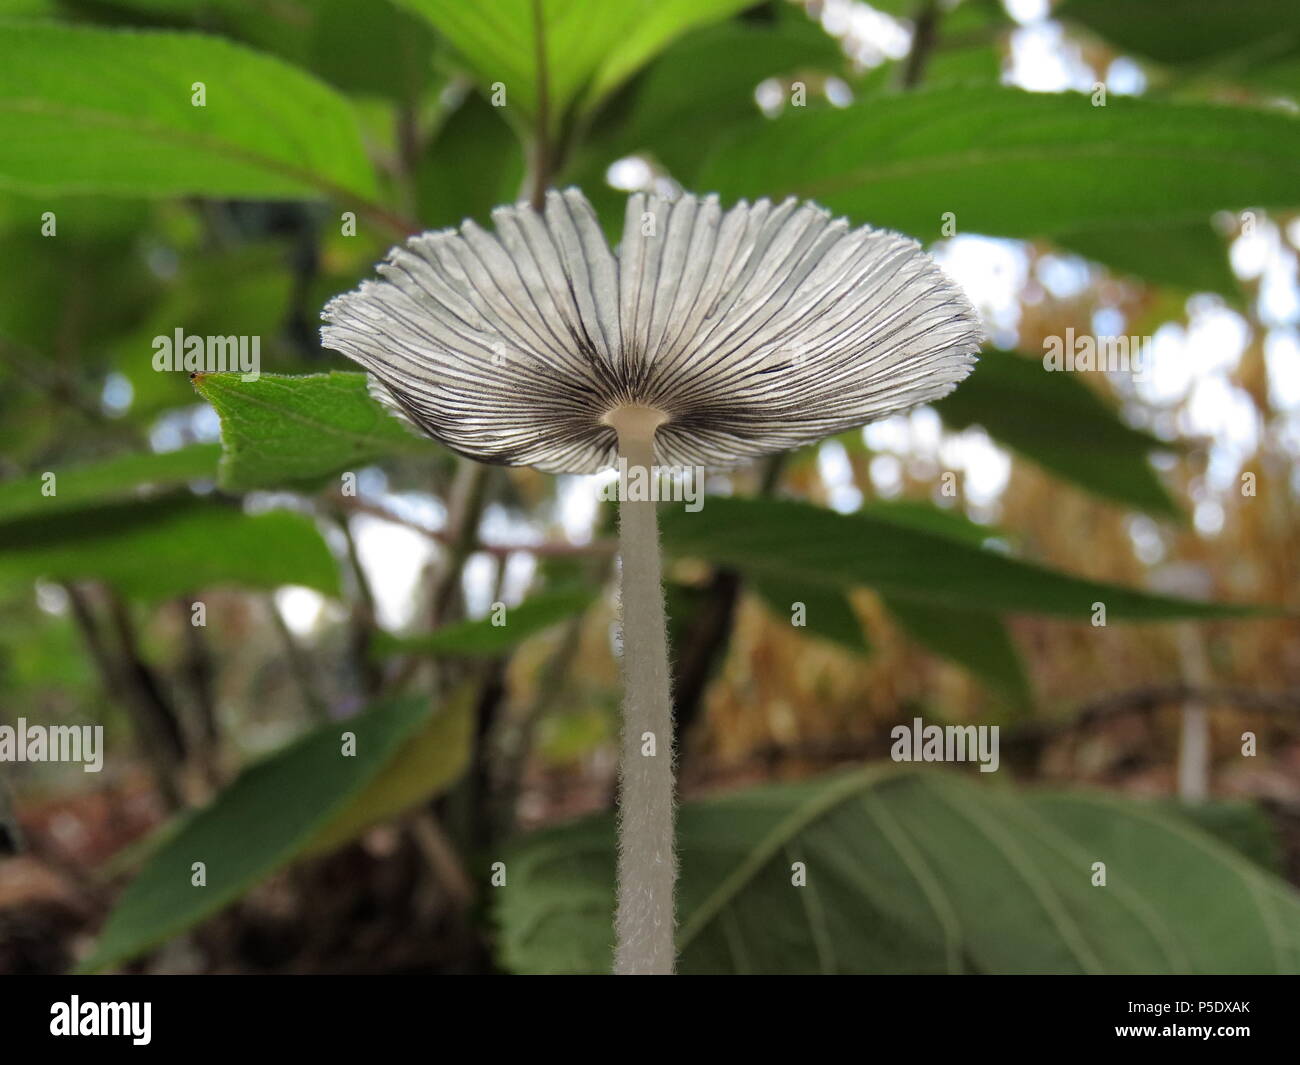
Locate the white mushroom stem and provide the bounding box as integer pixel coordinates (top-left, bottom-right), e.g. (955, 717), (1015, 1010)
(606, 404), (676, 975)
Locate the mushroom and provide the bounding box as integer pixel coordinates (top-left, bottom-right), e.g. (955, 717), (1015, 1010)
(322, 188), (983, 974)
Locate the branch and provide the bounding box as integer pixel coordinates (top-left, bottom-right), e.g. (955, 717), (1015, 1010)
(900, 0), (941, 90)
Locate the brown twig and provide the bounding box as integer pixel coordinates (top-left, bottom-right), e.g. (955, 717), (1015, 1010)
(63, 584), (185, 810)
(900, 0), (942, 90)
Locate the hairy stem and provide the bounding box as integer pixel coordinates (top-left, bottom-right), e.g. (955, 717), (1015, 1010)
(608, 406), (676, 975)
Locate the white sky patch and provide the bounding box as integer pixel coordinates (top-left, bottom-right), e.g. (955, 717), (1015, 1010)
(1265, 329), (1300, 410)
(501, 551), (539, 605)
(148, 403), (221, 452)
(864, 408), (1011, 513)
(275, 585), (329, 637)
(1136, 302), (1251, 408)
(34, 580), (68, 616)
(869, 452), (903, 497)
(1127, 515), (1166, 566)
(933, 236), (1028, 346)
(1003, 0), (1050, 24)
(461, 552), (498, 619)
(606, 156), (654, 192)
(556, 473), (604, 545)
(350, 511), (436, 630)
(817, 438), (864, 512)
(1005, 20), (1094, 92)
(101, 372), (133, 415)
(1035, 253), (1093, 300)
(1230, 216), (1278, 280)
(818, 0), (911, 68)
(1105, 56), (1147, 95)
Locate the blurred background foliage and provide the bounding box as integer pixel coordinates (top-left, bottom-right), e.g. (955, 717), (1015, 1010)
(1, 0), (1299, 974)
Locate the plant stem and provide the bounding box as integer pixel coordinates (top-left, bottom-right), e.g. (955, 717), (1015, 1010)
(607, 406), (676, 975)
(530, 0), (551, 211)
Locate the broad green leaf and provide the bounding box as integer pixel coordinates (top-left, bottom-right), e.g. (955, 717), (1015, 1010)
(83, 695), (470, 971)
(751, 577), (868, 654)
(0, 20), (378, 200)
(858, 498), (1002, 546)
(697, 87), (1300, 240)
(396, 0), (754, 127)
(496, 768), (1300, 973)
(883, 597), (1030, 706)
(0, 444), (218, 524)
(417, 92), (525, 229)
(605, 15), (843, 181)
(192, 372), (432, 491)
(307, 0), (438, 101)
(1030, 791), (1300, 974)
(660, 497), (1259, 620)
(1055, 224), (1240, 302)
(1059, 0), (1300, 72)
(934, 348), (1181, 517)
(0, 496), (340, 600)
(375, 585), (595, 657)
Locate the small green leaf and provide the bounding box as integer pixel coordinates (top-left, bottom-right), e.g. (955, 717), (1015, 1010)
(0, 20), (378, 200)
(935, 348), (1182, 518)
(375, 585), (595, 657)
(661, 497), (1261, 621)
(192, 372), (433, 492)
(0, 497), (340, 600)
(0, 444), (219, 525)
(396, 0), (754, 128)
(83, 695), (470, 971)
(697, 87), (1300, 240)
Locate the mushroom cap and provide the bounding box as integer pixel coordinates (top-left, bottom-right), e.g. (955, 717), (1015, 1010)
(322, 188), (982, 474)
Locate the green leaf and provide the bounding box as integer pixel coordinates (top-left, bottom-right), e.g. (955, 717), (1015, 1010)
(0, 444), (219, 524)
(606, 15), (843, 181)
(0, 20), (378, 200)
(935, 348), (1181, 517)
(83, 695), (471, 971)
(751, 577), (868, 654)
(396, 0), (754, 127)
(883, 597), (1030, 706)
(1058, 0), (1300, 72)
(1055, 223), (1240, 302)
(301, 686), (475, 857)
(417, 92), (525, 229)
(496, 768), (1300, 973)
(696, 87), (1300, 240)
(660, 496), (1260, 620)
(307, 0), (438, 101)
(1029, 790), (1300, 974)
(192, 372), (433, 492)
(858, 498), (1002, 547)
(0, 497), (340, 600)
(375, 585), (595, 657)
